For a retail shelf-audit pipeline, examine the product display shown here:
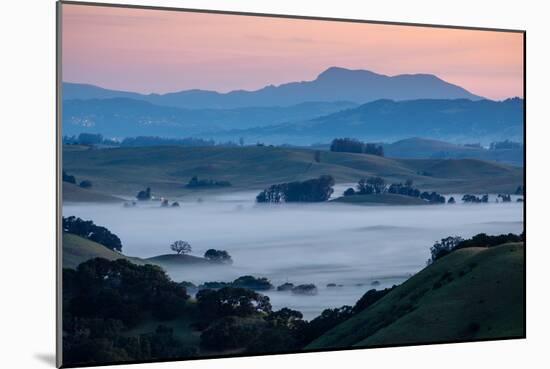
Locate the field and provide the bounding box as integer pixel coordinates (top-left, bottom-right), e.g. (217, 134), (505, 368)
(307, 242), (525, 349)
(62, 145), (523, 200)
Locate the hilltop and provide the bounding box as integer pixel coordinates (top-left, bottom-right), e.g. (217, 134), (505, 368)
(307, 242), (524, 349)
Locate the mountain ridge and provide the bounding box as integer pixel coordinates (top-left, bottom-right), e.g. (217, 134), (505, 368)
(62, 67), (483, 109)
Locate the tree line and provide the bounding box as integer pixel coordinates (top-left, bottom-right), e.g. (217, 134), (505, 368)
(330, 138), (384, 156)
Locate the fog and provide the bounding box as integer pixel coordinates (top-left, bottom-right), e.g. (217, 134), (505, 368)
(64, 189), (523, 319)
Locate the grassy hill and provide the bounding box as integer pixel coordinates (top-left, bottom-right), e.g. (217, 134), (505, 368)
(146, 254), (214, 267)
(63, 233), (145, 269)
(63, 182), (124, 203)
(63, 145), (523, 199)
(307, 243), (524, 349)
(63, 233), (213, 270)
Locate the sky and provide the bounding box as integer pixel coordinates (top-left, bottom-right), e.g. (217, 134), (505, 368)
(62, 4), (524, 100)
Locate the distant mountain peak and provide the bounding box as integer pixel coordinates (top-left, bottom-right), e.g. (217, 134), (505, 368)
(316, 67), (380, 81)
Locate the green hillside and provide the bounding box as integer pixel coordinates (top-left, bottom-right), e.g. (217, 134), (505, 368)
(63, 182), (124, 203)
(63, 233), (145, 269)
(63, 145), (523, 199)
(307, 243), (524, 349)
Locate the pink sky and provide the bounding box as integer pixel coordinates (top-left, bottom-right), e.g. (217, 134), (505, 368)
(62, 4), (524, 100)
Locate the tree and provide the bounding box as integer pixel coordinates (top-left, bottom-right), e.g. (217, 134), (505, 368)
(63, 170), (76, 184)
(448, 196), (456, 204)
(367, 176), (386, 194)
(204, 249), (233, 264)
(428, 236), (464, 264)
(239, 137), (245, 146)
(78, 133), (103, 145)
(196, 287), (272, 320)
(356, 178), (374, 195)
(256, 176), (334, 203)
(136, 187), (152, 201)
(343, 187), (355, 196)
(170, 240), (191, 255)
(79, 180), (92, 189)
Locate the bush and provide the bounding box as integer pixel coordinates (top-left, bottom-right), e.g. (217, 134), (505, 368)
(291, 284), (318, 295)
(204, 249), (233, 264)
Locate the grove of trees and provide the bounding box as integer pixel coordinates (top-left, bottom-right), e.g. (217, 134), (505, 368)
(63, 216), (122, 252)
(330, 138), (384, 156)
(256, 175), (335, 203)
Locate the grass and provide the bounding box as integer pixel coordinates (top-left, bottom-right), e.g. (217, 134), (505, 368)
(307, 242), (524, 349)
(63, 233), (146, 269)
(331, 193), (429, 206)
(63, 145), (523, 199)
(63, 182), (124, 203)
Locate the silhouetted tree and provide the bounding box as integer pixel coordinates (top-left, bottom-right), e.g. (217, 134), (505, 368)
(170, 240), (191, 255)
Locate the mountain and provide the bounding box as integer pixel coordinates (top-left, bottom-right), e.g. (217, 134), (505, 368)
(62, 67), (482, 109)
(62, 98), (357, 137)
(307, 242), (524, 349)
(233, 98), (524, 144)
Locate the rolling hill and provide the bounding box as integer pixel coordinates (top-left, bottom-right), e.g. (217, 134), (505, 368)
(237, 98), (524, 144)
(383, 137), (523, 166)
(62, 145), (523, 200)
(62, 67), (481, 109)
(307, 242), (525, 349)
(63, 233), (214, 270)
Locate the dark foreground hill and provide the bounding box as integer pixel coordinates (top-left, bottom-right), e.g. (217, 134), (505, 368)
(307, 242), (524, 349)
(62, 145), (523, 200)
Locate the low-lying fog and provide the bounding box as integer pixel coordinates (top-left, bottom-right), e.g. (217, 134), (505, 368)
(64, 188), (523, 319)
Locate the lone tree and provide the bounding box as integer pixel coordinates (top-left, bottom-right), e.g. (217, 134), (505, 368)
(170, 240), (192, 255)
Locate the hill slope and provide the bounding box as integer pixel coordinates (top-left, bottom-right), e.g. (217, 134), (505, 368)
(63, 233), (145, 269)
(62, 145), (523, 198)
(62, 67), (481, 109)
(307, 243), (524, 349)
